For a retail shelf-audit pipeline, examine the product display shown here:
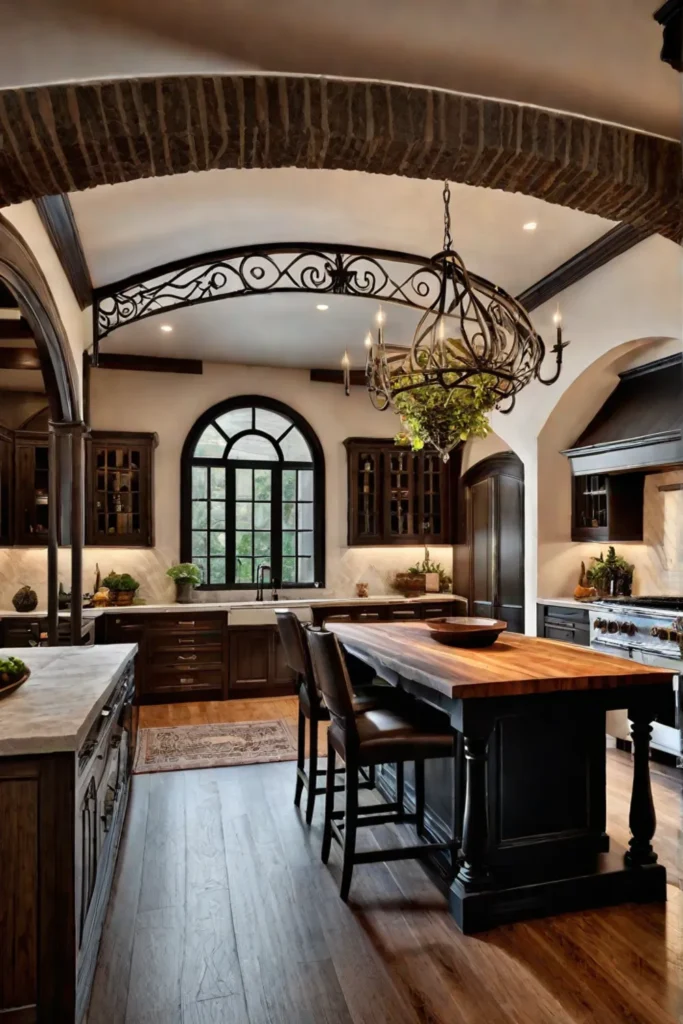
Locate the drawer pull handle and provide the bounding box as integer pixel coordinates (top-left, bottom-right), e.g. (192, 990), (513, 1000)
(178, 654), (197, 661)
(177, 638), (194, 645)
(179, 677), (195, 685)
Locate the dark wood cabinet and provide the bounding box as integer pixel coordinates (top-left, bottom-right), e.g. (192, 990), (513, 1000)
(345, 438), (456, 546)
(0, 425), (12, 544)
(228, 624), (297, 698)
(310, 598), (466, 626)
(536, 603), (590, 646)
(0, 658), (135, 1023)
(571, 472), (644, 542)
(13, 430), (51, 545)
(86, 431), (157, 547)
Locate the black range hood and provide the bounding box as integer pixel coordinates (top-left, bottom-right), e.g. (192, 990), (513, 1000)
(563, 354), (683, 474)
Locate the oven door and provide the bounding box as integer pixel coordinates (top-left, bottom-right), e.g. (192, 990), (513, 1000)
(628, 648), (680, 759)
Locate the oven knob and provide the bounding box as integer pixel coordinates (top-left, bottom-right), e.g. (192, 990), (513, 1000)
(650, 626), (660, 638)
(593, 618), (606, 631)
(607, 620), (619, 634)
(619, 621), (636, 636)
(657, 628), (670, 641)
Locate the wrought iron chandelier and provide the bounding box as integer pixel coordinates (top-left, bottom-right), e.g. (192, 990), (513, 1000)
(362, 182), (569, 459)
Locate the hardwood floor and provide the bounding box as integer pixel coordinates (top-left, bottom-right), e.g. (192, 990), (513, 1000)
(88, 700), (683, 1024)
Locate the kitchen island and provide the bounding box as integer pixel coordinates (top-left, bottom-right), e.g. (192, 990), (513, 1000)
(328, 621), (675, 933)
(0, 644), (137, 1023)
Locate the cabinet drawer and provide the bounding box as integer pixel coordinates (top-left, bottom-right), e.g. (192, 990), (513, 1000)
(145, 667), (224, 695)
(421, 604), (451, 619)
(148, 615), (225, 631)
(147, 629), (223, 649)
(387, 607), (420, 619)
(153, 647), (224, 668)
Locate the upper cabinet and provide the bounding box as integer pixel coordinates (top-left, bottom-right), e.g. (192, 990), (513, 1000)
(13, 431), (51, 545)
(0, 427), (13, 545)
(571, 471), (644, 543)
(345, 438), (458, 546)
(86, 432), (157, 547)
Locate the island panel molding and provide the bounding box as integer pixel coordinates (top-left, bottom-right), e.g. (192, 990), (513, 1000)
(0, 77), (679, 240)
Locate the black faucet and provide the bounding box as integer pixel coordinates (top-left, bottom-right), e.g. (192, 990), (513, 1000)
(255, 563), (271, 602)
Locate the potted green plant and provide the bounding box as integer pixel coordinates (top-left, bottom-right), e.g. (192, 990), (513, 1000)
(166, 563), (203, 604)
(102, 571), (141, 606)
(392, 546), (453, 596)
(586, 547), (634, 598)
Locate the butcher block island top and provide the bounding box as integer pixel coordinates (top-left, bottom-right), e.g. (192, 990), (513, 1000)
(327, 621), (675, 698)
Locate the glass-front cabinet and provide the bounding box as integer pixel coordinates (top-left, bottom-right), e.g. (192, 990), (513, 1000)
(345, 438), (454, 546)
(86, 432), (157, 546)
(13, 431), (51, 545)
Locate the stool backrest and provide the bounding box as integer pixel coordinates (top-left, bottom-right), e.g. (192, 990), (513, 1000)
(275, 609), (320, 707)
(305, 627), (358, 740)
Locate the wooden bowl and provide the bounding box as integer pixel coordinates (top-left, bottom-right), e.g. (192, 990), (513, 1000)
(0, 668), (31, 701)
(428, 617), (507, 648)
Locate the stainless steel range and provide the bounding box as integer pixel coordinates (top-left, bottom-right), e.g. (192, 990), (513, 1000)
(589, 597), (682, 760)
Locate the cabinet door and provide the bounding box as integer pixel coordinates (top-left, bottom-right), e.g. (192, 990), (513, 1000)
(384, 449), (420, 542)
(495, 473), (524, 633)
(14, 436), (50, 545)
(0, 428), (12, 545)
(229, 627), (272, 696)
(347, 445), (383, 545)
(420, 452), (448, 542)
(87, 435), (155, 546)
(470, 476), (494, 619)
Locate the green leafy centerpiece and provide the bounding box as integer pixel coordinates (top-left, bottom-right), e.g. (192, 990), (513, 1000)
(166, 563), (203, 604)
(102, 572), (141, 607)
(0, 655), (30, 699)
(586, 547), (634, 598)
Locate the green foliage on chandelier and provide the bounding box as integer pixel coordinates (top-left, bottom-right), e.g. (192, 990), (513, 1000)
(391, 347), (498, 458)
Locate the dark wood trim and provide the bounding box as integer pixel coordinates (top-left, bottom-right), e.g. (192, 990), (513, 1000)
(34, 195), (92, 311)
(180, 395), (326, 589)
(0, 347), (41, 370)
(0, 319), (33, 340)
(310, 369), (366, 386)
(516, 223), (654, 313)
(654, 0), (683, 72)
(618, 352), (682, 380)
(96, 352), (203, 375)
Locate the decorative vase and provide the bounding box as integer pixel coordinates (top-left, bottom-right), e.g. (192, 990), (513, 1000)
(175, 580), (194, 604)
(12, 585), (38, 613)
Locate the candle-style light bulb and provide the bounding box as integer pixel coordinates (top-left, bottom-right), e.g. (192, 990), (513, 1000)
(375, 306), (385, 326)
(364, 331), (373, 350)
(553, 308), (562, 326)
(341, 350), (350, 368)
(342, 349), (351, 396)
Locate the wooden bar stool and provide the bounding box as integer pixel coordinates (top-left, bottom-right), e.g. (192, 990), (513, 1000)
(305, 625), (460, 902)
(276, 610), (378, 825)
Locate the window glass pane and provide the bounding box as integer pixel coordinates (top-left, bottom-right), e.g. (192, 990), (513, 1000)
(297, 470), (314, 501)
(282, 531), (296, 556)
(235, 468), (252, 500)
(298, 557), (314, 583)
(297, 503), (313, 530)
(254, 532), (270, 556)
(216, 407), (253, 437)
(192, 530), (207, 556)
(210, 502), (226, 529)
(194, 557), (207, 583)
(192, 501), (207, 529)
(283, 502), (296, 529)
(236, 557), (253, 583)
(255, 408), (292, 439)
(194, 424), (226, 458)
(228, 434), (278, 461)
(210, 559), (226, 584)
(298, 531), (313, 556)
(210, 531), (226, 555)
(235, 502), (252, 529)
(192, 466), (207, 499)
(235, 531), (253, 556)
(210, 467), (226, 498)
(280, 428), (311, 463)
(282, 557), (296, 583)
(282, 469), (296, 501)
(254, 503), (270, 530)
(254, 470), (271, 500)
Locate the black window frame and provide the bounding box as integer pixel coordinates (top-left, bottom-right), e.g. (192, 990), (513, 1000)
(181, 395), (325, 590)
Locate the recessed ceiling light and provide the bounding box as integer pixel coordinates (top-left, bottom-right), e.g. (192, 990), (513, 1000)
(316, 304), (329, 311)
(523, 221), (537, 232)
(160, 324), (173, 333)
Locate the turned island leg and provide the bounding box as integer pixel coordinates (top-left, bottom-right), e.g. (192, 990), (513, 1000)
(625, 708), (658, 867)
(456, 732), (493, 889)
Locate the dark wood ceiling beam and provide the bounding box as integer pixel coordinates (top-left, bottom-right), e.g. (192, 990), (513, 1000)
(0, 347), (42, 370)
(516, 223), (654, 313)
(309, 368), (366, 386)
(0, 319), (33, 340)
(34, 194), (93, 310)
(95, 353), (203, 374)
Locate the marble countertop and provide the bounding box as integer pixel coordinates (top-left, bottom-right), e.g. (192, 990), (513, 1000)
(0, 644), (137, 757)
(0, 608), (106, 619)
(537, 597), (599, 610)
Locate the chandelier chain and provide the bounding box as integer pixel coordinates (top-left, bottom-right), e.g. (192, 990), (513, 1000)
(442, 181), (453, 251)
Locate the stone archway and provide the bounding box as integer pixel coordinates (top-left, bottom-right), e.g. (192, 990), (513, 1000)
(0, 76), (679, 239)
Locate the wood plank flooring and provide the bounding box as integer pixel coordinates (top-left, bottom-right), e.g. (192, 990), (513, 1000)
(88, 699), (683, 1024)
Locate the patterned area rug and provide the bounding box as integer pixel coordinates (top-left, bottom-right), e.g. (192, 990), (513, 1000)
(133, 719), (297, 774)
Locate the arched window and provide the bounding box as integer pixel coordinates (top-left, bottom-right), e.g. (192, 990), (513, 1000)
(181, 397), (325, 589)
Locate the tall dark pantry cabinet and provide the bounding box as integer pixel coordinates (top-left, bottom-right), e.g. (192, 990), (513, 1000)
(463, 452), (524, 633)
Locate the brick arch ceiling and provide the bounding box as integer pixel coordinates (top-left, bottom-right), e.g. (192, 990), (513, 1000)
(0, 75), (680, 241)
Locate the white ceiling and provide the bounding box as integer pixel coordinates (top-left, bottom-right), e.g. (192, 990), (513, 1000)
(2, 0), (677, 138)
(71, 168), (616, 369)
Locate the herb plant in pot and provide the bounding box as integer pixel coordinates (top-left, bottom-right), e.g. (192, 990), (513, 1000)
(586, 547), (634, 598)
(102, 571), (140, 606)
(166, 563), (202, 604)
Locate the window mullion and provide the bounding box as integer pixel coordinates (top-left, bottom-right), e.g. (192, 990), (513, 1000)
(227, 464), (236, 586)
(271, 468), (283, 586)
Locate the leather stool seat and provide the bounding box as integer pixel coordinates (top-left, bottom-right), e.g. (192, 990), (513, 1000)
(330, 708), (456, 766)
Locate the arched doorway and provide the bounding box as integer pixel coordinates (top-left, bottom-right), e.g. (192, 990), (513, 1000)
(462, 451), (525, 633)
(0, 214), (84, 643)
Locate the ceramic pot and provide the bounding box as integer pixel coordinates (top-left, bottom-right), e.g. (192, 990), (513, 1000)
(175, 580), (194, 604)
(115, 590), (135, 606)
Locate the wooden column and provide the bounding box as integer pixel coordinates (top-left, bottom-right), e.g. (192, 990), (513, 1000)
(625, 709), (658, 866)
(47, 424), (60, 647)
(456, 732), (493, 890)
(70, 423), (85, 646)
